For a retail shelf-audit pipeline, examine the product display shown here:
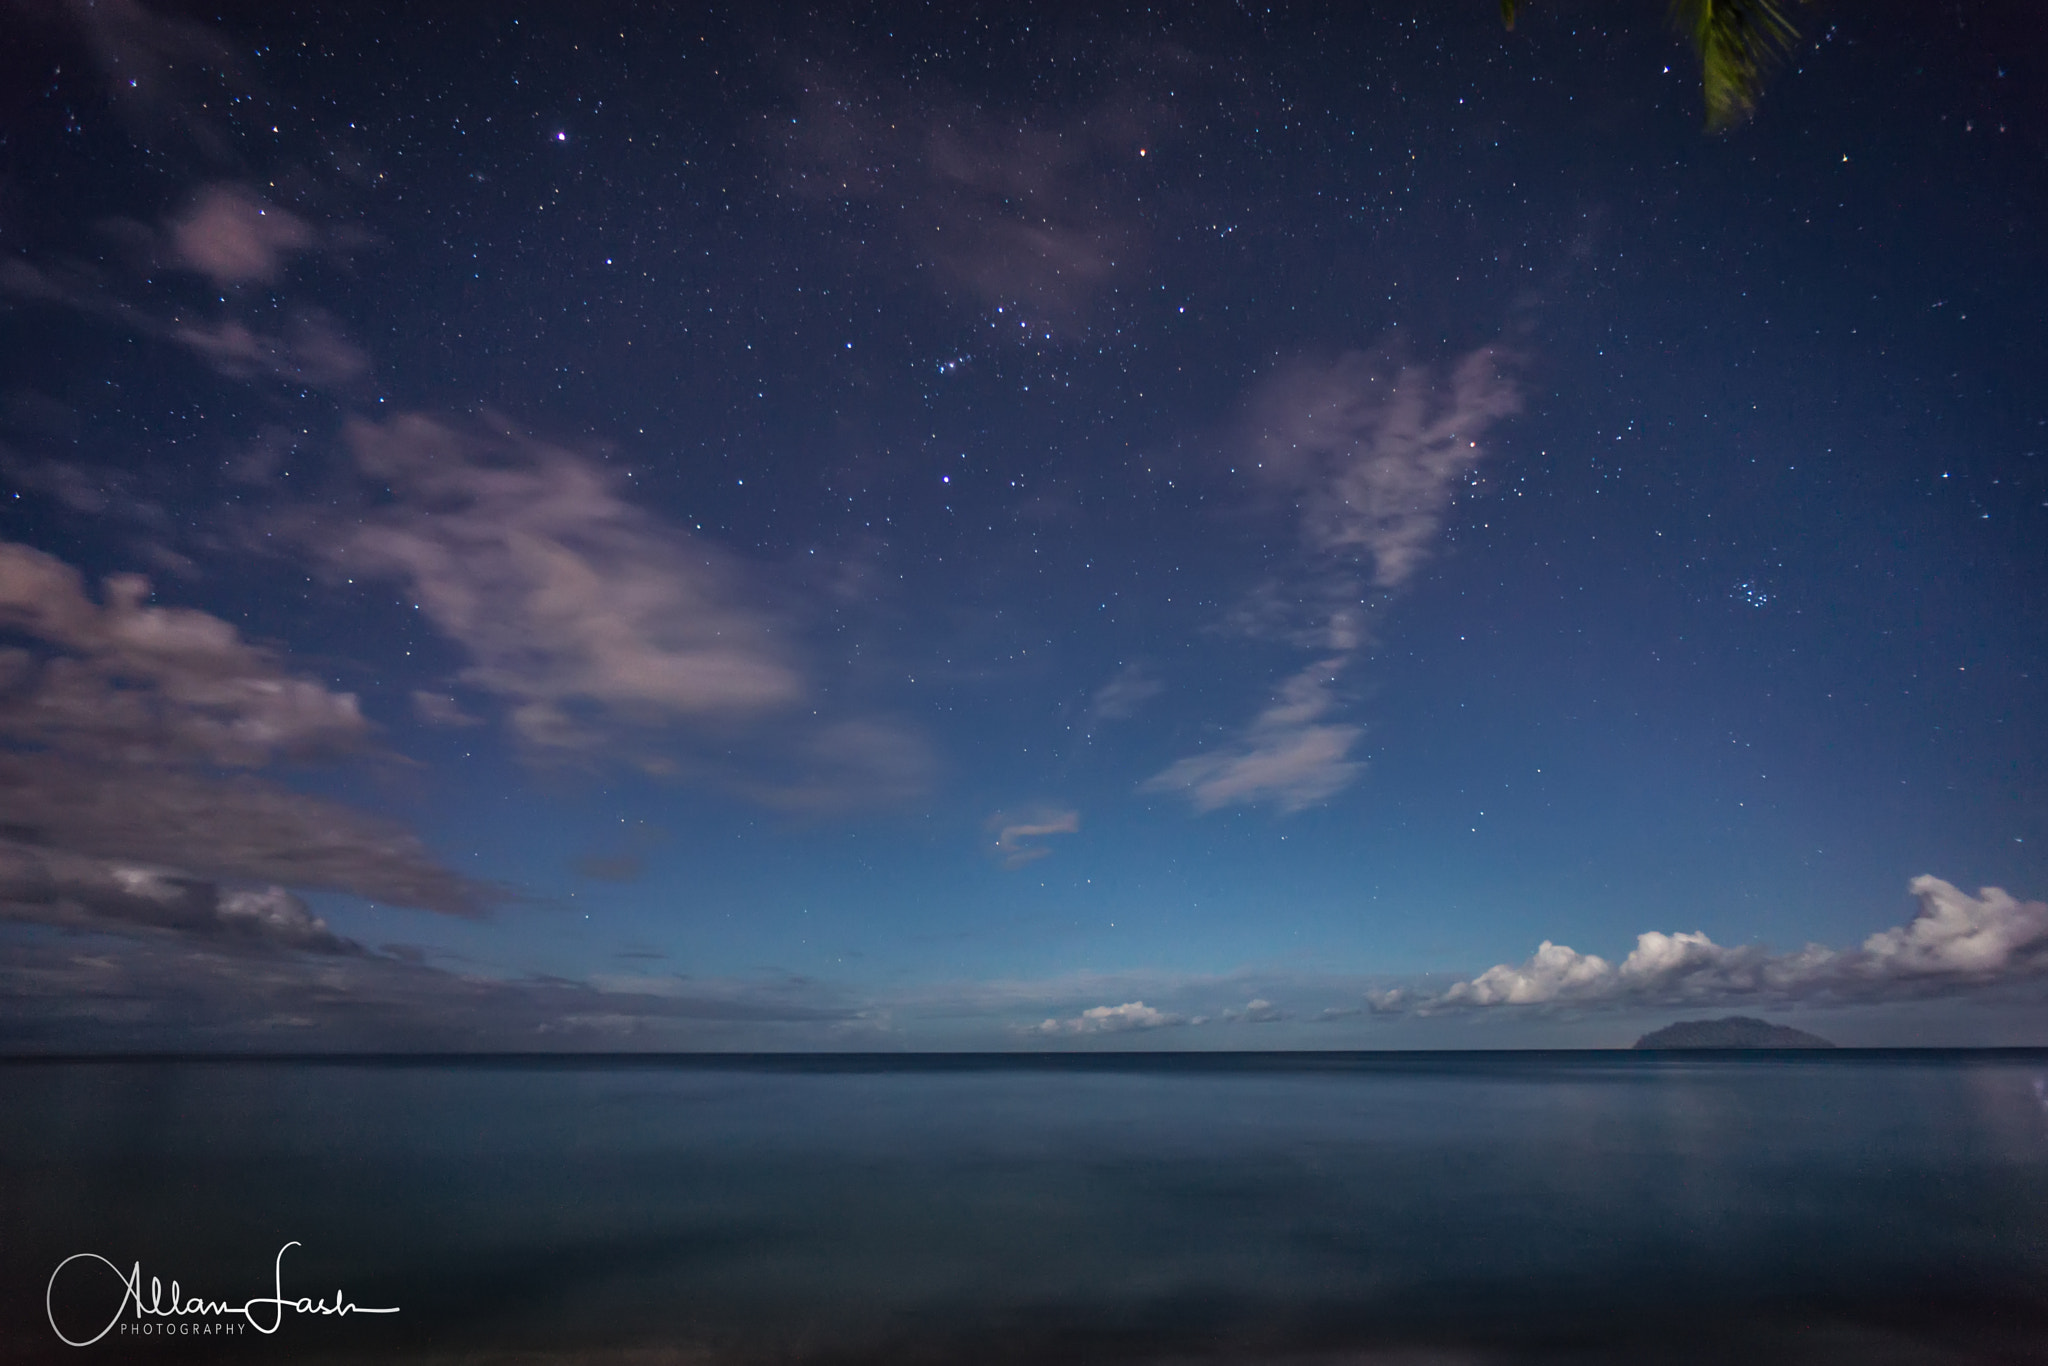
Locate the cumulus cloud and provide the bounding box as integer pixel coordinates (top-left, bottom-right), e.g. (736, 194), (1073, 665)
(1031, 1000), (1185, 1035)
(1410, 877), (2048, 1013)
(169, 184), (316, 286)
(1142, 661), (1360, 813)
(1149, 346), (1520, 814)
(0, 540), (369, 766)
(989, 807), (1080, 868)
(328, 414), (803, 758)
(1224, 997), (1285, 1023)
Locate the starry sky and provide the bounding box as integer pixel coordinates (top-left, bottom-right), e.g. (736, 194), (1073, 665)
(1, 0), (2044, 1050)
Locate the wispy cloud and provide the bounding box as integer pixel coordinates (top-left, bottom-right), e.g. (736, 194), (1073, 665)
(777, 69), (1163, 333)
(46, 0), (247, 158)
(171, 310), (368, 387)
(329, 414), (803, 758)
(410, 690), (482, 728)
(989, 807), (1080, 868)
(1149, 345), (1520, 813)
(1400, 877), (2048, 1013)
(1142, 661), (1360, 813)
(310, 414), (932, 807)
(0, 182), (367, 392)
(1257, 347), (1524, 594)
(168, 184), (317, 286)
(1087, 663), (1163, 724)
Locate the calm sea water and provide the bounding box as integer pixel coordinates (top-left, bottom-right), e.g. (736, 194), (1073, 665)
(4, 1052), (2047, 1364)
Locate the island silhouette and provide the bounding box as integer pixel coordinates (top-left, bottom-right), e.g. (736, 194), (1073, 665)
(1633, 1016), (1837, 1049)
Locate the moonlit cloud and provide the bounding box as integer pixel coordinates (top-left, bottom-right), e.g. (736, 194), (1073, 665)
(1150, 345), (1520, 814)
(1407, 877), (2048, 1013)
(0, 540), (369, 766)
(1143, 661), (1361, 813)
(1255, 347), (1523, 591)
(0, 181), (364, 392)
(169, 184), (316, 285)
(329, 414), (805, 758)
(990, 807), (1081, 868)
(0, 542), (486, 926)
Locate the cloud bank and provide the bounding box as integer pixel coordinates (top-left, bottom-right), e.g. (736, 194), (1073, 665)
(0, 541), (487, 933)
(1406, 877), (2048, 1013)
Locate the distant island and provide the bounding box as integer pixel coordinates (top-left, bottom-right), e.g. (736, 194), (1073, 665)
(1633, 1016), (1836, 1049)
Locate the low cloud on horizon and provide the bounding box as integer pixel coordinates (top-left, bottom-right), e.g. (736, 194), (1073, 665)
(1386, 877), (2048, 1015)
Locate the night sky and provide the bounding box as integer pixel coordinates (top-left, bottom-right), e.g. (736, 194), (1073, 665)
(2, 0), (2044, 1050)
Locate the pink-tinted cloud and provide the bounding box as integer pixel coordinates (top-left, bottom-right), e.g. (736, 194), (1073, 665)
(1255, 346), (1523, 591)
(331, 415), (803, 760)
(0, 540), (368, 766)
(0, 542), (487, 921)
(172, 310), (368, 386)
(169, 184), (316, 285)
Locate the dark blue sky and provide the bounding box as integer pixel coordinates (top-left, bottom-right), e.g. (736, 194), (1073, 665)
(1, 0), (2044, 1049)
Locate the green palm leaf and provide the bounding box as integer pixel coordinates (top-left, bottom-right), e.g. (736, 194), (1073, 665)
(1498, 0), (1805, 132)
(1677, 0), (1800, 131)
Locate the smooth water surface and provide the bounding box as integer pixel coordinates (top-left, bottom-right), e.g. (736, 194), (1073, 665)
(4, 1052), (2047, 1363)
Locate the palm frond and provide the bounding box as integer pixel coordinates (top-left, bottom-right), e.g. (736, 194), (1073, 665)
(1674, 0), (1800, 131)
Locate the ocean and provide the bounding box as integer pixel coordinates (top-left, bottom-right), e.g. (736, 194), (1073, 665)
(5, 1051), (2047, 1363)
